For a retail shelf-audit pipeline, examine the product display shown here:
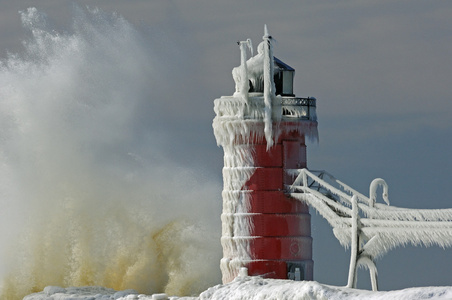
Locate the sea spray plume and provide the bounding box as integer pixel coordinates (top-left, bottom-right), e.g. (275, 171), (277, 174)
(0, 6), (221, 300)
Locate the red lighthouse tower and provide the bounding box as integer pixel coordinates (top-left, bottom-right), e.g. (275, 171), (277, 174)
(213, 28), (318, 283)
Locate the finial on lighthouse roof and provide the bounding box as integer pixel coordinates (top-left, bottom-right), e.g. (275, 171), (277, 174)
(263, 24), (271, 39)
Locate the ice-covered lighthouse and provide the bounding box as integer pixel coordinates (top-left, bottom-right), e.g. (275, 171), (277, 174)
(213, 27), (318, 283)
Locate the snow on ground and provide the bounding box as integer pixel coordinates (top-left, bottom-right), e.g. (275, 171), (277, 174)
(24, 276), (452, 300)
(22, 286), (195, 300)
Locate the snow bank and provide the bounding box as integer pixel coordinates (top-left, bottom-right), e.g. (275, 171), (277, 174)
(25, 278), (452, 300)
(23, 286), (196, 300)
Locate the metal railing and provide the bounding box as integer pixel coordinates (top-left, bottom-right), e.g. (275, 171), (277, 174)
(281, 97), (317, 121)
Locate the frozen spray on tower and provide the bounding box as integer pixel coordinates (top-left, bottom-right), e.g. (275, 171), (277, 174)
(213, 27), (318, 283)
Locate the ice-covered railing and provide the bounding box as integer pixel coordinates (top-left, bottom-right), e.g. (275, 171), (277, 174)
(288, 168), (452, 291)
(281, 97), (317, 120)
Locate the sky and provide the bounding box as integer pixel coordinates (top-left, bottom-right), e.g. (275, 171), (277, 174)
(0, 0), (451, 294)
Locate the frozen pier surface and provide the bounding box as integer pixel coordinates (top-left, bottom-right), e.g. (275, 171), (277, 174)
(289, 168), (452, 291)
(24, 280), (452, 300)
(200, 277), (452, 300)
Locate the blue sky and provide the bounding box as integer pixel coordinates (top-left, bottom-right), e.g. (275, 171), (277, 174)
(1, 0), (451, 292)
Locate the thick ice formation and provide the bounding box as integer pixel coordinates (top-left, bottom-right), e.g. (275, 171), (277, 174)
(218, 145), (255, 282)
(229, 26), (278, 148)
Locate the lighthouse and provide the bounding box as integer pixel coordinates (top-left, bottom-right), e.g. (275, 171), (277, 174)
(213, 28), (318, 283)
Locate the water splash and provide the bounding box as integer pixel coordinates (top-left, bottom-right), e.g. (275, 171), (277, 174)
(0, 7), (221, 300)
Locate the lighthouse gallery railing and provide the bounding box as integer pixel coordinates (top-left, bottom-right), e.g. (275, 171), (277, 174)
(281, 97), (316, 121)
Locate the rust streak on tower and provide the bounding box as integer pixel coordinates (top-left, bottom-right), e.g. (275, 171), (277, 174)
(213, 27), (318, 283)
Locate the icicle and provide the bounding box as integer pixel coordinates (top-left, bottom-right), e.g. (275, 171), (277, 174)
(238, 40), (250, 104)
(246, 38), (253, 57)
(262, 25), (275, 149)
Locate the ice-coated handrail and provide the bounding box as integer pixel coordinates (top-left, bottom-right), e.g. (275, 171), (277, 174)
(289, 168), (452, 291)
